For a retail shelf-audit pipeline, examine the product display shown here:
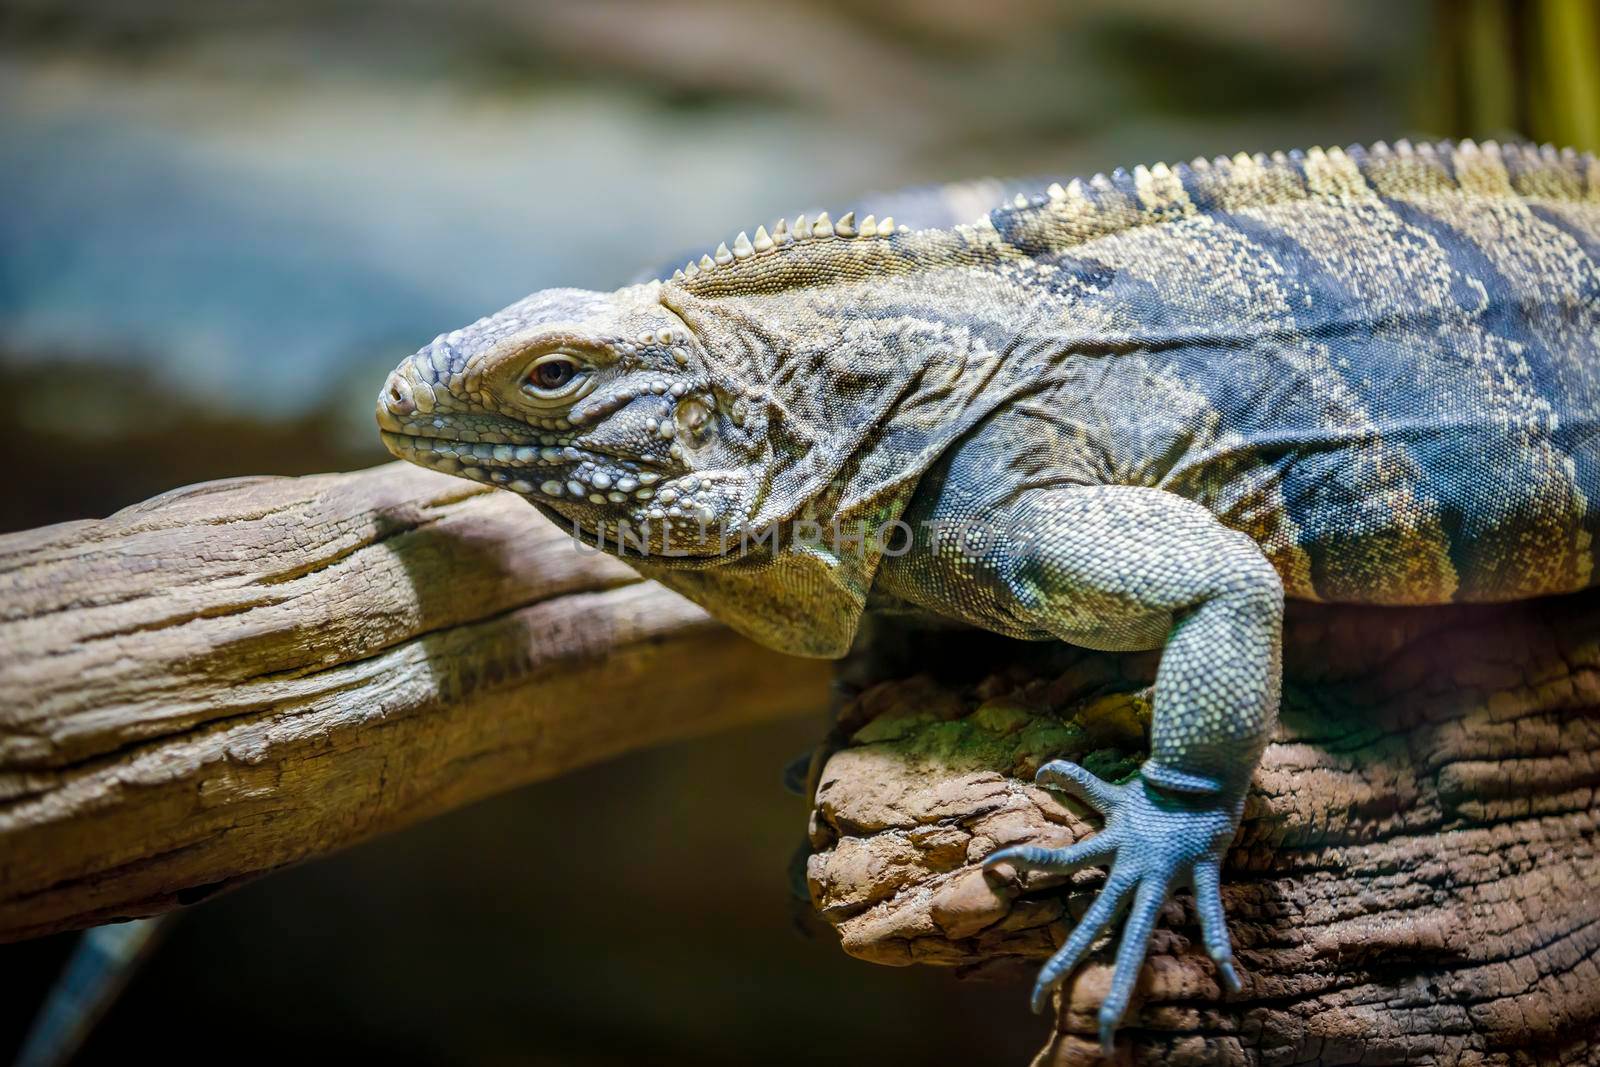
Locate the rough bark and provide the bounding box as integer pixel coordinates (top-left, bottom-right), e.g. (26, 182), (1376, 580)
(805, 595), (1600, 1065)
(0, 462), (831, 941)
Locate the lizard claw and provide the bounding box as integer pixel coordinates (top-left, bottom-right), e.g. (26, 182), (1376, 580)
(1035, 758), (1125, 813)
(987, 760), (1245, 1050)
(1215, 955), (1242, 994)
(1098, 1010), (1119, 1058)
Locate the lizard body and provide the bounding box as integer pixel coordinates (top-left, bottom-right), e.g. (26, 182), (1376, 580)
(378, 139), (1600, 1053)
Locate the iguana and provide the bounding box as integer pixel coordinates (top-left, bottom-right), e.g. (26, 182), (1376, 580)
(376, 139), (1600, 1055)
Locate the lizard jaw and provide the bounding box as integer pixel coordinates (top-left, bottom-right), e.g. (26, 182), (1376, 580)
(380, 428), (695, 528)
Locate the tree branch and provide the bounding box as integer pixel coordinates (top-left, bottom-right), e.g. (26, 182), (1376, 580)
(0, 462), (831, 941)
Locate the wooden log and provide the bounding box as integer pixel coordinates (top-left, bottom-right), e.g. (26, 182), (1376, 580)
(0, 462), (831, 941)
(805, 594), (1600, 1065)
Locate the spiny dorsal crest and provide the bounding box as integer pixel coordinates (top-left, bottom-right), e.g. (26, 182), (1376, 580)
(967, 138), (1596, 250)
(665, 210), (911, 283)
(664, 140), (1595, 285)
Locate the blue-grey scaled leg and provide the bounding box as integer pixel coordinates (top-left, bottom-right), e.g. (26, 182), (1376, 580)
(978, 485), (1280, 1053)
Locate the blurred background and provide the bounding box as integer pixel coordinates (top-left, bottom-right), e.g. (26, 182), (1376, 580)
(2, 1), (1597, 1063)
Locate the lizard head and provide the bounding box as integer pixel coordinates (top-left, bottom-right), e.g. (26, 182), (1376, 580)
(377, 282), (761, 558)
(380, 210), (1014, 575)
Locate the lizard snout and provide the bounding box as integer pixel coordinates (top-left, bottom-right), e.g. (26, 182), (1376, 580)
(377, 368), (416, 429)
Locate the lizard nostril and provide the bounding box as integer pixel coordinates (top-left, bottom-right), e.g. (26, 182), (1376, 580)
(384, 374), (416, 415)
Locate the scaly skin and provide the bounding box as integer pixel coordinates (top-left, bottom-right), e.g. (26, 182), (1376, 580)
(378, 140), (1600, 1055)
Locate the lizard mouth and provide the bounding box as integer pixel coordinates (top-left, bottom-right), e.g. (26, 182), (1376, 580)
(380, 430), (668, 474)
(381, 421), (744, 565)
(382, 430), (569, 470)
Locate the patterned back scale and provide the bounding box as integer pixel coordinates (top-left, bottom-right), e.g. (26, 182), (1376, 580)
(950, 141), (1600, 605)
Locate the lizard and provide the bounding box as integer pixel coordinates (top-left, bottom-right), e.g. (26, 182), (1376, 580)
(375, 139), (1600, 1055)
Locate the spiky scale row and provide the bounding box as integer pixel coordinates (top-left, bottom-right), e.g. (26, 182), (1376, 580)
(665, 210), (902, 282)
(985, 138), (1597, 238)
(1169, 137), (1586, 188)
(665, 139), (1596, 284)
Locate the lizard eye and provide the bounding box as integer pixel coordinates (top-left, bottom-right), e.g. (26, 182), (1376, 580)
(525, 354), (584, 395)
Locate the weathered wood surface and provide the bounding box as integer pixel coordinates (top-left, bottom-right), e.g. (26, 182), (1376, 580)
(0, 462), (831, 941)
(806, 596), (1600, 1065)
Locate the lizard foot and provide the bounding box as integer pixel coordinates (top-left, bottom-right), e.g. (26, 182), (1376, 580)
(982, 759), (1244, 1055)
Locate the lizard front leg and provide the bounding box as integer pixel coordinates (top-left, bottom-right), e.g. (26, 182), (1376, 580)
(977, 485), (1283, 1053)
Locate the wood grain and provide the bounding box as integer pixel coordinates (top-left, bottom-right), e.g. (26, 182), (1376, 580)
(0, 462), (831, 940)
